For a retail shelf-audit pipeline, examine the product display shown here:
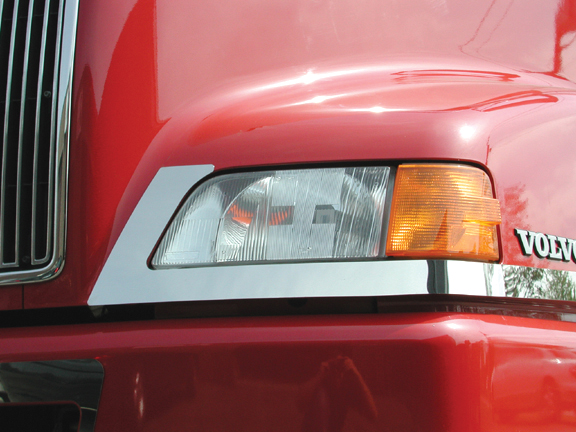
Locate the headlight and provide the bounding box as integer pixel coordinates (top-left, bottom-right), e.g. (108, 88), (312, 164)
(151, 164), (501, 269)
(152, 167), (390, 268)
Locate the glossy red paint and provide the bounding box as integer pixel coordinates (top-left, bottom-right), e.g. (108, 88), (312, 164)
(19, 0), (576, 308)
(4, 2), (576, 431)
(2, 313), (576, 431)
(0, 286), (22, 310)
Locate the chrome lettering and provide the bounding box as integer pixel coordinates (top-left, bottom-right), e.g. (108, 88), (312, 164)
(515, 229), (535, 256)
(547, 235), (563, 260)
(534, 233), (550, 258)
(515, 228), (576, 264)
(557, 237), (573, 262)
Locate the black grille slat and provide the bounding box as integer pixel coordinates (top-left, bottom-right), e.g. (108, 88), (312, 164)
(0, 0), (64, 272)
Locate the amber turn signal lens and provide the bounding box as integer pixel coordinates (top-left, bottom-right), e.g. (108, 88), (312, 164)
(386, 164), (501, 261)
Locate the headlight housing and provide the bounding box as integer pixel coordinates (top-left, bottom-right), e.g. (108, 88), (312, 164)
(151, 164), (501, 269)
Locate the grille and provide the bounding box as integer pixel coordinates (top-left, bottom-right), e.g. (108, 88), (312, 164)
(0, 0), (66, 278)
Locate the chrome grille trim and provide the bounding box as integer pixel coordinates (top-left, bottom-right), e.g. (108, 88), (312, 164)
(0, 0), (21, 269)
(15, 0), (35, 266)
(31, 0), (63, 266)
(30, 0), (53, 266)
(0, 0), (78, 284)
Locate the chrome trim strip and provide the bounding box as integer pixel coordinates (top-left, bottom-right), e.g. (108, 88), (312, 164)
(0, 0), (79, 284)
(0, 359), (104, 432)
(500, 264), (576, 301)
(89, 165), (427, 306)
(0, 0), (22, 269)
(447, 262), (576, 302)
(89, 164), (576, 306)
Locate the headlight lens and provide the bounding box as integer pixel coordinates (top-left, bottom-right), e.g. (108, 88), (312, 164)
(152, 167), (390, 268)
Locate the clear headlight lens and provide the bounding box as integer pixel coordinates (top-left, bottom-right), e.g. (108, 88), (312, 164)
(152, 167), (390, 268)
